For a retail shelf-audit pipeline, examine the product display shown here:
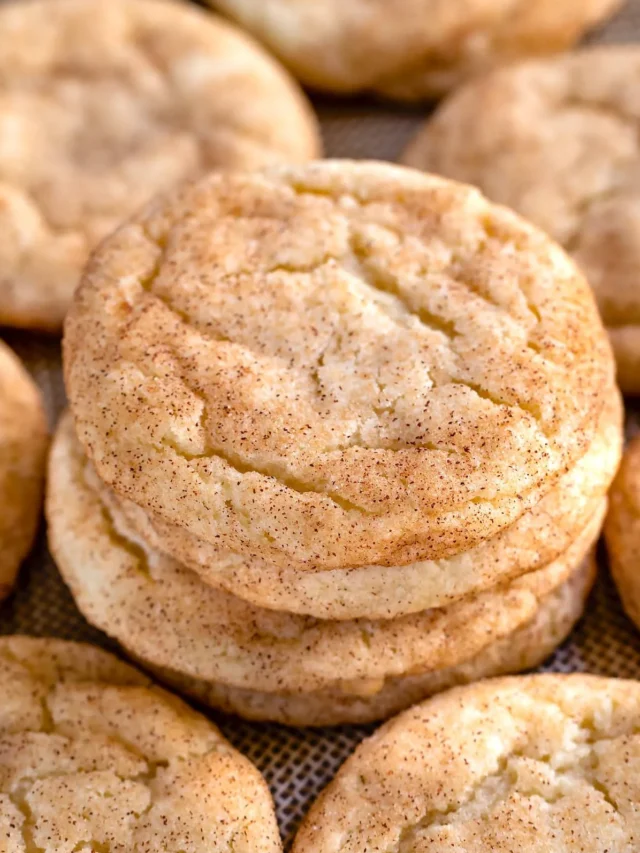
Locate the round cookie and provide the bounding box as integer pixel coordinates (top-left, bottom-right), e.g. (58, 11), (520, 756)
(65, 160), (614, 581)
(112, 387), (621, 619)
(0, 340), (47, 601)
(291, 674), (640, 850)
(48, 412), (599, 726)
(207, 0), (620, 99)
(402, 47), (640, 392)
(0, 635), (282, 853)
(0, 0), (320, 332)
(605, 435), (640, 628)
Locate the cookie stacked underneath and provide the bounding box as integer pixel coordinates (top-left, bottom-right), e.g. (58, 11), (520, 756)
(52, 161), (622, 726)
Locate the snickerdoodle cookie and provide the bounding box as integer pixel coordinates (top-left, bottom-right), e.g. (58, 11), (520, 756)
(110, 387), (621, 619)
(0, 635), (282, 853)
(207, 0), (620, 99)
(0, 341), (47, 601)
(0, 0), (320, 332)
(403, 47), (640, 392)
(65, 161), (614, 589)
(48, 412), (600, 726)
(292, 674), (640, 850)
(605, 435), (640, 629)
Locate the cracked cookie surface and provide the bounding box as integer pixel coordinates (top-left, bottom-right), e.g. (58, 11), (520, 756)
(403, 47), (640, 391)
(47, 412), (599, 722)
(82, 386), (621, 619)
(206, 0), (620, 99)
(291, 674), (640, 851)
(65, 160), (613, 576)
(0, 635), (282, 853)
(0, 0), (320, 331)
(0, 341), (47, 601)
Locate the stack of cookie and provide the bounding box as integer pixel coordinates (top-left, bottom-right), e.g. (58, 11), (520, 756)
(50, 160), (622, 726)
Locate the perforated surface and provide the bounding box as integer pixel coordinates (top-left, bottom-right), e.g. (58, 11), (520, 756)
(2, 2), (640, 847)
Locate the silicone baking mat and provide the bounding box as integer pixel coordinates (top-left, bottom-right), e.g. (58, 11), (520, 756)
(2, 2), (640, 846)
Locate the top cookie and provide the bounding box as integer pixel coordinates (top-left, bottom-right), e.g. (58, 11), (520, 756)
(402, 47), (640, 390)
(64, 160), (613, 572)
(0, 635), (282, 853)
(207, 0), (620, 99)
(0, 340), (47, 599)
(292, 674), (640, 853)
(0, 0), (320, 331)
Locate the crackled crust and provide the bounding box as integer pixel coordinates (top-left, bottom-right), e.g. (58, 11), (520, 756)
(0, 0), (320, 332)
(0, 342), (47, 600)
(292, 674), (640, 849)
(47, 412), (602, 700)
(64, 161), (613, 573)
(402, 47), (640, 392)
(113, 386), (621, 618)
(133, 555), (596, 726)
(207, 0), (619, 99)
(605, 436), (640, 629)
(0, 636), (282, 853)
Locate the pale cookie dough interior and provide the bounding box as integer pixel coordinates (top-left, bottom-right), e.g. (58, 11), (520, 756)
(208, 0), (620, 99)
(0, 340), (48, 600)
(403, 47), (640, 391)
(291, 675), (640, 850)
(114, 386), (621, 619)
(0, 635), (282, 853)
(64, 160), (613, 577)
(48, 411), (603, 702)
(0, 0), (320, 331)
(605, 435), (640, 629)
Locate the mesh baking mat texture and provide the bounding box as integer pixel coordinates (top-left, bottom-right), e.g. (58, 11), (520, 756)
(3, 2), (640, 846)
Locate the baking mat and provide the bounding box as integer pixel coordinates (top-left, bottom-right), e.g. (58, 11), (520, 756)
(3, 1), (640, 846)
